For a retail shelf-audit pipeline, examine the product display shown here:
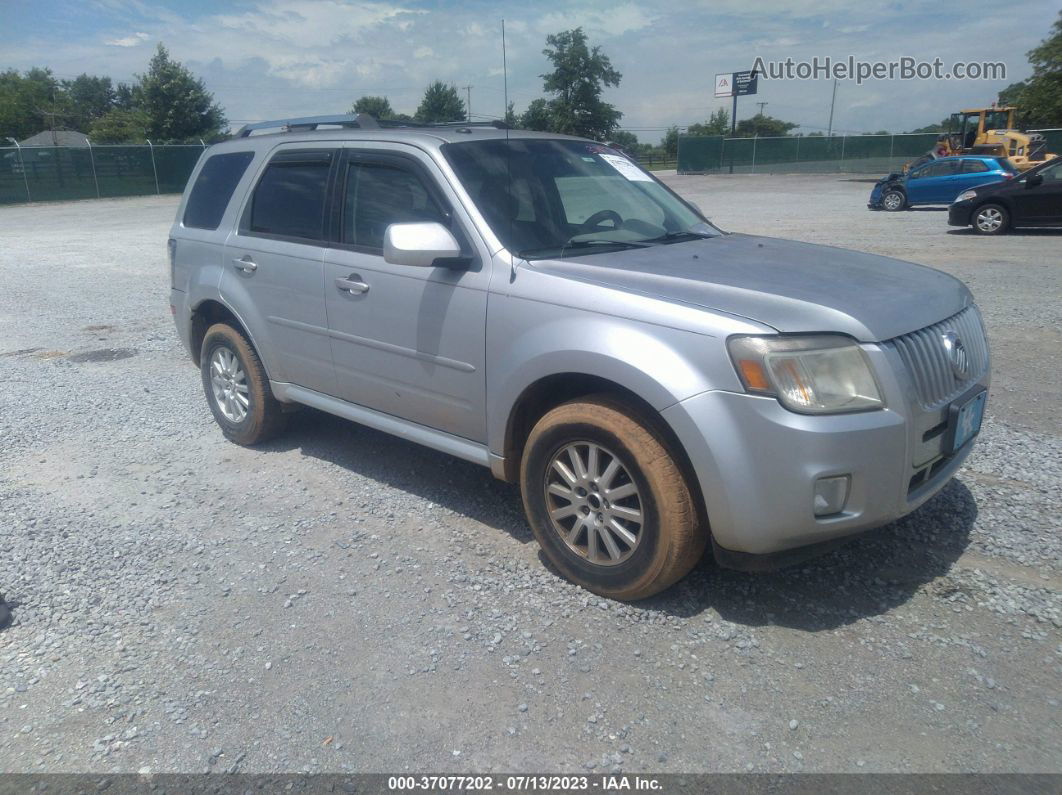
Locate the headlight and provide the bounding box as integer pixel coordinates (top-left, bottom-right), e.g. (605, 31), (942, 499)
(727, 335), (884, 414)
(955, 190), (978, 203)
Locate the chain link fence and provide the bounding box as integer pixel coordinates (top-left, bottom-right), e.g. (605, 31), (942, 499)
(2, 130), (1060, 204)
(677, 128), (1062, 175)
(678, 132), (943, 175)
(0, 144), (205, 205)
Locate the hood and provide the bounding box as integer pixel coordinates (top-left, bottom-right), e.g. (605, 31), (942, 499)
(530, 233), (971, 342)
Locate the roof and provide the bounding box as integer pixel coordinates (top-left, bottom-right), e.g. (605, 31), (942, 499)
(19, 130), (90, 147)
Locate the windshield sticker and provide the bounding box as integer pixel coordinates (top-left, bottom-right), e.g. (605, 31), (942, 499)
(598, 153), (653, 182)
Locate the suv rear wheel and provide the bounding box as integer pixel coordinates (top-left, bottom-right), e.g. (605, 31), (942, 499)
(200, 323), (286, 445)
(520, 396), (706, 600)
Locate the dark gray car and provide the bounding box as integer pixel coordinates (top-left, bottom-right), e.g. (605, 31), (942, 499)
(169, 115), (990, 599)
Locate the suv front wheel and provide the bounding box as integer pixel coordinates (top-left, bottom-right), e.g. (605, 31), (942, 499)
(520, 396), (706, 600)
(200, 323), (286, 445)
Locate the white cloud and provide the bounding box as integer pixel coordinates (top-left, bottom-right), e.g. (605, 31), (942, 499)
(104, 31), (149, 47)
(4, 0), (1049, 140)
(535, 3), (655, 37)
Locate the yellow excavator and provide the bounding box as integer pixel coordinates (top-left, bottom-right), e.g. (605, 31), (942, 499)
(934, 106), (1056, 171)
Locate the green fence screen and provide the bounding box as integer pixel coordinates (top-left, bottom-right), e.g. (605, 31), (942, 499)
(0, 144), (205, 205)
(677, 132), (946, 174)
(677, 129), (1062, 175)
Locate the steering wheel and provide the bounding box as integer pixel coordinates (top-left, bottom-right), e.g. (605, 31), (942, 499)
(582, 209), (623, 230)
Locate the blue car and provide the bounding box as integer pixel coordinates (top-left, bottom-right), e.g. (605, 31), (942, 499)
(868, 155), (1015, 211)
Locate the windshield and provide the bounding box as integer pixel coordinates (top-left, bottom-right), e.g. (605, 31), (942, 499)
(441, 138), (719, 259)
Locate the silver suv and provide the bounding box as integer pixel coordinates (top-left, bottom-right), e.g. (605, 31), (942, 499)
(169, 114), (989, 599)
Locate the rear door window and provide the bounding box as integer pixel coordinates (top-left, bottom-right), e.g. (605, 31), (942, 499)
(248, 150), (334, 241)
(183, 151), (254, 230)
(961, 159), (989, 174)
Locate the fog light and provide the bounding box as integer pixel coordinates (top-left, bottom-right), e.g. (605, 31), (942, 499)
(814, 475), (850, 516)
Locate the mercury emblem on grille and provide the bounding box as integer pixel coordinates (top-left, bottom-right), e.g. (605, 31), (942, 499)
(941, 331), (970, 379)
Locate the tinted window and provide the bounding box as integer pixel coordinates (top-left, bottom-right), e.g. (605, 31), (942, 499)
(342, 161), (446, 250)
(183, 151), (254, 230)
(961, 159), (990, 173)
(1038, 161), (1062, 182)
(926, 160), (960, 177)
(249, 150), (333, 240)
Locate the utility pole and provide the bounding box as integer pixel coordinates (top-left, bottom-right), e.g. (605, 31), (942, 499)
(826, 77), (838, 138)
(756, 101), (768, 116)
(463, 84), (473, 121)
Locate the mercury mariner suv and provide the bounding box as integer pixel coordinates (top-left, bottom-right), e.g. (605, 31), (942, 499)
(169, 114), (989, 600)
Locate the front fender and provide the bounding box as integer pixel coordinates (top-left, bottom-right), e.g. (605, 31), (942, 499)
(485, 293), (749, 456)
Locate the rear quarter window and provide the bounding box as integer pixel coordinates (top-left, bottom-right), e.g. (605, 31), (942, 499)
(183, 151), (254, 230)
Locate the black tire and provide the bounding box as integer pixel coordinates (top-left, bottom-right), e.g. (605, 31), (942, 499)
(882, 189), (907, 212)
(0, 592), (11, 631)
(972, 203), (1009, 235)
(520, 395), (706, 600)
(200, 323), (286, 445)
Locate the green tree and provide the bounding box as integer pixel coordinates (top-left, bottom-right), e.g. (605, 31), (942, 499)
(998, 11), (1062, 127)
(688, 108), (729, 137)
(520, 98), (553, 131)
(503, 101), (518, 128)
(414, 81), (465, 123)
(662, 125), (679, 158)
(137, 44), (227, 142)
(114, 82), (137, 110)
(0, 67), (66, 140)
(349, 95), (395, 119)
(540, 27), (622, 140)
(733, 113), (798, 137)
(62, 74), (116, 131)
(608, 129), (639, 154)
(88, 108), (150, 143)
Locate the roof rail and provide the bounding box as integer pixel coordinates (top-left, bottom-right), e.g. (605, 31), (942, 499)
(424, 120), (510, 130)
(233, 113), (379, 138)
(233, 114), (509, 137)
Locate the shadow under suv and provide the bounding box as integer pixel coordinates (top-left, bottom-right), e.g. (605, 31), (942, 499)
(169, 114), (990, 600)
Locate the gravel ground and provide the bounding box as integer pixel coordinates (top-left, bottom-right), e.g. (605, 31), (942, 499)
(0, 178), (1059, 775)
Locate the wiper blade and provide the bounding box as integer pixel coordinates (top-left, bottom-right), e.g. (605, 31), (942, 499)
(517, 239), (652, 259)
(643, 230), (716, 243)
(565, 238), (653, 249)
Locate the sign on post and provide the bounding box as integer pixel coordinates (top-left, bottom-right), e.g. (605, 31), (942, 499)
(734, 70), (758, 96)
(714, 70), (758, 98)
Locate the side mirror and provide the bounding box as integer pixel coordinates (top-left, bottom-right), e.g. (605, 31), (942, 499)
(383, 222), (464, 268)
(1025, 173), (1043, 187)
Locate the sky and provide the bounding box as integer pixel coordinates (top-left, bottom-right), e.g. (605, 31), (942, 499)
(2, 0), (1059, 143)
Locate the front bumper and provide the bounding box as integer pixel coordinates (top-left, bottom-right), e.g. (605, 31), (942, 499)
(948, 202), (974, 226)
(661, 344), (988, 565)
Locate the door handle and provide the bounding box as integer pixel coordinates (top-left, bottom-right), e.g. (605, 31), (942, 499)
(335, 276), (370, 294)
(232, 256), (257, 272)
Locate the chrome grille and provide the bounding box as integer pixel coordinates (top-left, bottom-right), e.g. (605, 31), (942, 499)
(885, 306), (989, 409)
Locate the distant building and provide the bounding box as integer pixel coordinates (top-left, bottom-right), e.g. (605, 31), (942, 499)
(19, 130), (91, 147)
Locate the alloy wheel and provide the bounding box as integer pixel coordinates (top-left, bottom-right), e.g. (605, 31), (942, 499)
(209, 347), (250, 423)
(976, 207), (1003, 233)
(543, 441), (644, 566)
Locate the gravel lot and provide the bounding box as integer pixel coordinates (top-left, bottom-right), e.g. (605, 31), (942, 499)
(0, 176), (1059, 775)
